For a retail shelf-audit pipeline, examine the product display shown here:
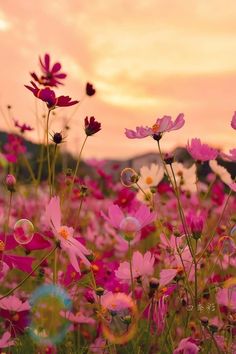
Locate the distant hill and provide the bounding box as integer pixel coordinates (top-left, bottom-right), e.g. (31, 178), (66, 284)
(0, 131), (235, 182)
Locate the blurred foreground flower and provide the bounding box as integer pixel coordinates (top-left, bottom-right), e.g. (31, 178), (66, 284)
(31, 53), (67, 87)
(187, 138), (218, 161)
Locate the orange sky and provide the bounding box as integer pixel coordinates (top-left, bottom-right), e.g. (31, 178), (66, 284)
(0, 0), (235, 159)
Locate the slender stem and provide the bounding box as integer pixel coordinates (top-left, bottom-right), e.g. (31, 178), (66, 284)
(194, 240), (198, 311)
(128, 241), (134, 298)
(53, 248), (58, 284)
(197, 190), (232, 262)
(73, 196), (84, 231)
(21, 154), (36, 184)
(51, 144), (58, 196)
(71, 136), (88, 187)
(46, 109), (52, 196)
(1, 192), (13, 263)
(0, 245), (58, 300)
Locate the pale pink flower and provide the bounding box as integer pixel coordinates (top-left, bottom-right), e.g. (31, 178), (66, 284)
(152, 295), (168, 335)
(125, 113), (184, 139)
(0, 331), (15, 348)
(45, 196), (91, 273)
(186, 138), (218, 161)
(231, 111), (236, 129)
(229, 183), (236, 192)
(115, 251), (154, 285)
(62, 310), (95, 325)
(159, 269), (179, 287)
(101, 292), (134, 312)
(174, 337), (199, 354)
(216, 287), (236, 310)
(0, 295), (30, 312)
(101, 204), (155, 241)
(221, 148), (236, 161)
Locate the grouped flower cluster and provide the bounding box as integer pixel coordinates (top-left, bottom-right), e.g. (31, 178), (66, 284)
(0, 54), (235, 354)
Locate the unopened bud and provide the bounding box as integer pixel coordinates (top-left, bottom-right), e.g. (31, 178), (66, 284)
(6, 174), (16, 192)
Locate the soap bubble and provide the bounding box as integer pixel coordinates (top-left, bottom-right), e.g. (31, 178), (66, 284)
(29, 284), (72, 345)
(13, 219), (34, 245)
(0, 261), (9, 280)
(100, 292), (138, 344)
(120, 168), (139, 187)
(218, 236), (236, 256)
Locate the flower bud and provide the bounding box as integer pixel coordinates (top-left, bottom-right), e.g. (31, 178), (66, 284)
(6, 174), (16, 192)
(95, 287), (105, 296)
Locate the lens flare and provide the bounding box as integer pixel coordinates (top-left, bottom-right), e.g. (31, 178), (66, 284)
(100, 292), (138, 344)
(223, 277), (236, 309)
(13, 219), (34, 245)
(29, 284), (72, 345)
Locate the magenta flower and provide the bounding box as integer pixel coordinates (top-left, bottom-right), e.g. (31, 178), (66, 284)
(231, 111), (236, 129)
(84, 116), (101, 136)
(221, 148), (236, 162)
(152, 295), (168, 335)
(86, 82), (96, 96)
(25, 81), (79, 109)
(14, 119), (33, 134)
(0, 296), (30, 335)
(101, 204), (155, 241)
(173, 337), (199, 354)
(31, 53), (67, 87)
(45, 196), (91, 273)
(0, 331), (15, 348)
(186, 138), (218, 161)
(3, 134), (26, 163)
(125, 113), (185, 140)
(115, 251), (154, 285)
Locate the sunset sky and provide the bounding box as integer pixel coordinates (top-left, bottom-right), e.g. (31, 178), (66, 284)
(0, 0), (235, 159)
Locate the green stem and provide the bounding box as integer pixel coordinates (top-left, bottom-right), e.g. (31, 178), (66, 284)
(0, 245), (58, 300)
(128, 241), (134, 298)
(53, 248), (58, 284)
(46, 109), (52, 196)
(51, 144), (58, 196)
(21, 154), (36, 184)
(71, 135), (88, 186)
(194, 240), (198, 311)
(2, 192), (13, 262)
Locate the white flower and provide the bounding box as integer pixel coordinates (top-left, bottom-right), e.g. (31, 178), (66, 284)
(209, 160), (232, 186)
(139, 163), (164, 189)
(166, 162), (197, 193)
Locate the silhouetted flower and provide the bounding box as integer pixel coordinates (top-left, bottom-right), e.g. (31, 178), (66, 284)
(86, 82), (96, 96)
(14, 120), (33, 134)
(31, 53), (67, 87)
(25, 81), (78, 109)
(84, 116), (101, 136)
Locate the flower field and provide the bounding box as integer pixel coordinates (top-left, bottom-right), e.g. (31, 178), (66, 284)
(0, 54), (235, 354)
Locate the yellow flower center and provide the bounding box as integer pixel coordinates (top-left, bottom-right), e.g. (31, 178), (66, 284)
(91, 264), (99, 272)
(145, 176), (153, 185)
(0, 240), (5, 252)
(12, 313), (19, 321)
(152, 123), (160, 133)
(59, 227), (69, 240)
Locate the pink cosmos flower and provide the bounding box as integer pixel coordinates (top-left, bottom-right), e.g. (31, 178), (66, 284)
(221, 148), (236, 161)
(31, 53), (67, 87)
(0, 296), (30, 335)
(173, 337), (199, 354)
(0, 331), (15, 348)
(45, 196), (91, 273)
(153, 295), (168, 335)
(62, 310), (95, 325)
(231, 111), (236, 129)
(101, 204), (155, 241)
(25, 81), (79, 109)
(101, 291), (134, 312)
(125, 113), (185, 139)
(229, 183), (236, 192)
(186, 138), (218, 161)
(216, 287), (236, 310)
(115, 251), (154, 286)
